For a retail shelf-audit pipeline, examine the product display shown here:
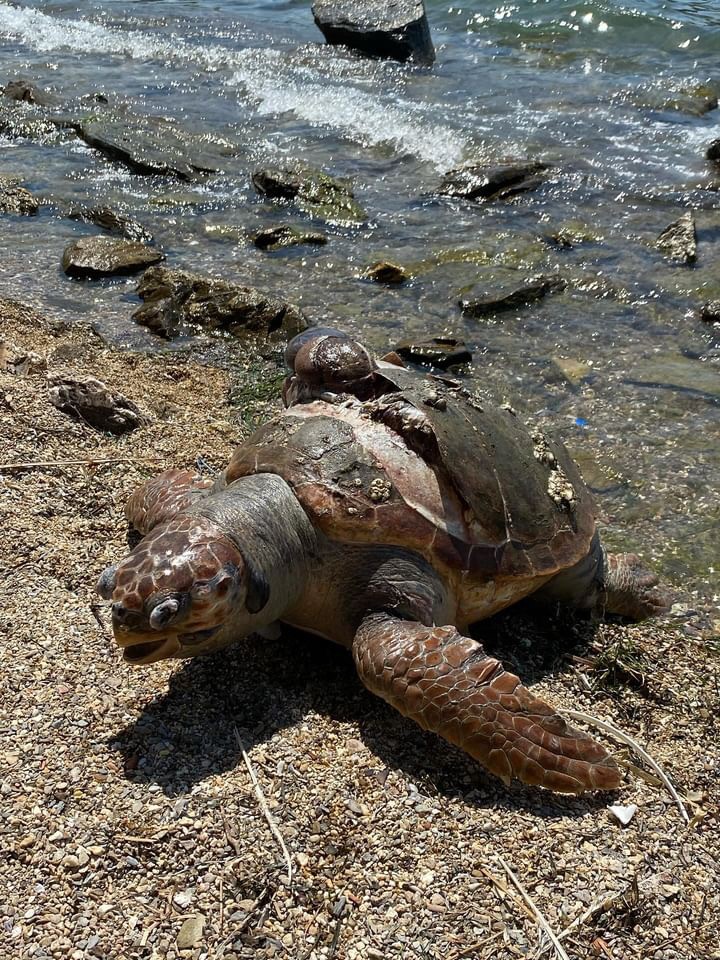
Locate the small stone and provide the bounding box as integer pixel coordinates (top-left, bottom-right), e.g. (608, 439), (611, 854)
(656, 212), (696, 264)
(699, 300), (720, 323)
(61, 854), (81, 871)
(0, 175), (39, 215)
(62, 237), (164, 278)
(252, 225), (327, 251)
(707, 138), (720, 162)
(176, 915), (205, 950)
(362, 260), (408, 284)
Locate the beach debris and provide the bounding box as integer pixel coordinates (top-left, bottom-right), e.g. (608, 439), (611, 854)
(312, 0), (435, 65)
(176, 915), (205, 950)
(608, 803), (639, 826)
(0, 340), (46, 376)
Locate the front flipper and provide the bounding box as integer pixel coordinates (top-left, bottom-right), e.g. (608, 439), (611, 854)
(353, 614), (621, 794)
(125, 468), (213, 535)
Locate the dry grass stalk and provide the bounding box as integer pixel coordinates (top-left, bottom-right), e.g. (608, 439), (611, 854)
(564, 709), (690, 824)
(0, 456), (160, 471)
(233, 724), (294, 886)
(495, 855), (570, 960)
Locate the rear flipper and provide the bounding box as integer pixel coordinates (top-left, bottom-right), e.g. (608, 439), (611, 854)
(125, 468), (213, 535)
(538, 533), (671, 622)
(353, 613), (621, 794)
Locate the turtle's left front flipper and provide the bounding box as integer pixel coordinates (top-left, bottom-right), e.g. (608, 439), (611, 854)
(353, 614), (621, 795)
(125, 468), (213, 535)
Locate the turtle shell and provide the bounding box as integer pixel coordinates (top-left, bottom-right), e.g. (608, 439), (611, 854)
(223, 367), (596, 589)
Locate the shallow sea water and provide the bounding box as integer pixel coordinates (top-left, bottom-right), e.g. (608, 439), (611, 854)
(0, 0), (718, 601)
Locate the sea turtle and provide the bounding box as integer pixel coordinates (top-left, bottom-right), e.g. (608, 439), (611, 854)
(97, 329), (668, 794)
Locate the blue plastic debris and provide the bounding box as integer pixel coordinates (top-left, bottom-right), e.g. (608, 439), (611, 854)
(575, 417), (588, 427)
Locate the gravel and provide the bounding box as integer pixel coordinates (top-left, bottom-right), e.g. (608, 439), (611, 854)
(1, 299), (718, 960)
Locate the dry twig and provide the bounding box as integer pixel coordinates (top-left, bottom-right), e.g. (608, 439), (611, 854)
(564, 709), (690, 824)
(495, 855), (570, 960)
(0, 456), (160, 471)
(233, 725), (294, 886)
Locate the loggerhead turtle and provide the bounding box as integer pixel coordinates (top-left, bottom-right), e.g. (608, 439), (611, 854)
(97, 329), (668, 794)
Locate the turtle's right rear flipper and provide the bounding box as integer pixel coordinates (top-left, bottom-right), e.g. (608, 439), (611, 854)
(353, 614), (621, 795)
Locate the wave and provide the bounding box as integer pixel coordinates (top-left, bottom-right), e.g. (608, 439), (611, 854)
(0, 2), (465, 169)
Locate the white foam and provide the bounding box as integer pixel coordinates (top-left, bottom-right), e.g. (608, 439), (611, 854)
(0, 3), (465, 170)
(229, 50), (464, 169)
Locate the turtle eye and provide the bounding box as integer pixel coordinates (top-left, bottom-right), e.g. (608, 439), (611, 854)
(96, 565), (118, 600)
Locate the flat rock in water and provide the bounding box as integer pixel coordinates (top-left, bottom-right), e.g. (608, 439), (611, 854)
(656, 212), (696, 264)
(312, 0), (435, 64)
(252, 224), (328, 250)
(0, 175), (39, 215)
(395, 337), (472, 369)
(132, 265), (307, 340)
(62, 237), (164, 278)
(68, 206), (153, 243)
(252, 165), (366, 224)
(439, 161), (549, 201)
(48, 375), (145, 433)
(71, 116), (226, 181)
(460, 275), (566, 316)
(362, 260), (408, 284)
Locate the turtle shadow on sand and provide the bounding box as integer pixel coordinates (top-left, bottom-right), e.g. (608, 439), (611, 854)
(108, 606), (613, 819)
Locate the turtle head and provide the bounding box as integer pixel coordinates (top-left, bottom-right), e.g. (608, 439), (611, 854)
(96, 515), (269, 665)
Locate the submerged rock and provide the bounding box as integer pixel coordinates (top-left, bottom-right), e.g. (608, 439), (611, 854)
(395, 337), (471, 369)
(656, 212), (696, 265)
(362, 260), (408, 284)
(68, 116), (225, 181)
(48, 375), (145, 434)
(62, 237), (164, 278)
(68, 206), (153, 243)
(699, 300), (720, 324)
(0, 175), (39, 215)
(312, 0), (435, 65)
(252, 224), (328, 251)
(439, 161), (549, 202)
(252, 165), (366, 225)
(460, 275), (566, 317)
(3, 79), (57, 106)
(132, 266), (307, 340)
